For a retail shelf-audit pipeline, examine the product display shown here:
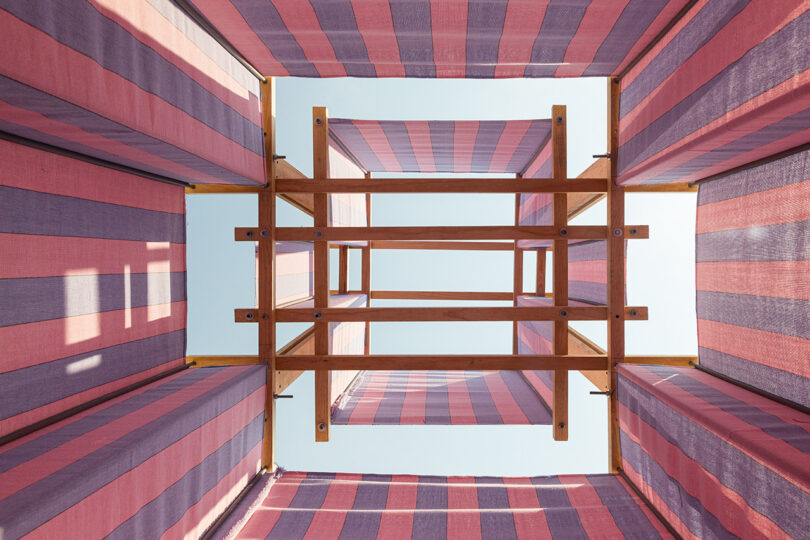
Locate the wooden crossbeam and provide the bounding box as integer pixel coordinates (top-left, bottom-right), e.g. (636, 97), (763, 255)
(370, 290), (517, 301)
(552, 105), (569, 441)
(369, 240), (514, 251)
(277, 355), (608, 371)
(313, 106), (330, 443)
(624, 182), (697, 192)
(536, 248), (547, 296)
(276, 177), (607, 193)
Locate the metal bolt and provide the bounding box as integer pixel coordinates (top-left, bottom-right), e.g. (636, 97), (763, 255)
(629, 309), (638, 317)
(613, 227), (623, 237)
(590, 391), (612, 396)
(317, 422), (327, 431)
(559, 228), (568, 237)
(314, 229), (323, 239)
(245, 311), (254, 320)
(558, 422), (566, 429)
(592, 153), (611, 159)
(559, 309), (568, 318)
(314, 117), (323, 126)
(314, 311), (322, 320)
(260, 229), (269, 238)
(245, 230), (254, 238)
(629, 228), (638, 236)
(555, 116), (563, 124)
(261, 313), (268, 320)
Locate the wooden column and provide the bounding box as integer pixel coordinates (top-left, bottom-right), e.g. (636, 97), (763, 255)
(536, 248), (547, 296)
(338, 246), (349, 293)
(513, 182), (522, 354)
(313, 106), (330, 442)
(607, 78), (624, 471)
(259, 78), (276, 469)
(552, 105), (568, 442)
(362, 177), (371, 355)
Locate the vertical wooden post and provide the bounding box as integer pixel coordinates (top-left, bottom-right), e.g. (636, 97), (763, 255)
(259, 78), (276, 469)
(362, 178), (371, 355)
(607, 78), (624, 471)
(552, 105), (568, 442)
(536, 248), (547, 296)
(313, 106), (330, 442)
(338, 246), (349, 293)
(513, 182), (522, 354)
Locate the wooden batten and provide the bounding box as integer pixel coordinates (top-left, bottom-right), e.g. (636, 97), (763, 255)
(276, 158), (315, 215)
(369, 240), (514, 251)
(552, 105), (569, 442)
(276, 177), (607, 193)
(536, 248), (547, 296)
(370, 291), (515, 301)
(277, 355), (609, 371)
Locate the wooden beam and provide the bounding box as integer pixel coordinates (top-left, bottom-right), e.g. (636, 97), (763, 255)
(186, 184), (265, 194)
(274, 325), (315, 394)
(552, 105), (568, 442)
(568, 326), (608, 391)
(621, 355), (698, 366)
(536, 248), (547, 296)
(275, 158), (314, 215)
(370, 290), (515, 301)
(624, 182), (697, 192)
(276, 177), (608, 193)
(187, 355), (261, 366)
(363, 188), (371, 355)
(277, 355), (609, 371)
(312, 106), (330, 443)
(338, 245), (349, 294)
(370, 240), (514, 251)
(567, 158), (610, 220)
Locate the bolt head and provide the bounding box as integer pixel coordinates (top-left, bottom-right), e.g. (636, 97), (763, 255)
(260, 229), (269, 238)
(314, 229), (323, 239)
(245, 230), (254, 238)
(558, 422), (565, 429)
(245, 311), (254, 320)
(556, 116), (563, 124)
(317, 422), (327, 431)
(629, 309), (638, 317)
(559, 309), (568, 318)
(314, 311), (322, 319)
(613, 227), (623, 237)
(314, 117), (323, 126)
(559, 228), (568, 237)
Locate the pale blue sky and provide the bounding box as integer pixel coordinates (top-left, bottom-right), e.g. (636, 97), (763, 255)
(186, 77), (696, 476)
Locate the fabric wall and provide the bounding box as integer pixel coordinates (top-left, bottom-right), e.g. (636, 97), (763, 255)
(617, 1), (810, 185)
(517, 138), (553, 249)
(257, 242), (313, 307)
(186, 0), (690, 79)
(332, 370), (552, 425)
(328, 293), (368, 404)
(328, 143), (367, 247)
(617, 364), (810, 540)
(0, 365), (266, 539)
(0, 139), (186, 438)
(228, 471), (673, 539)
(696, 149), (809, 407)
(0, 0), (265, 185)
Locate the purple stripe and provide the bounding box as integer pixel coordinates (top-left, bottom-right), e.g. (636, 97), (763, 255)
(470, 121), (505, 172)
(619, 12), (810, 175)
(531, 476), (587, 537)
(230, 0), (319, 77)
(276, 241), (314, 254)
(0, 366), (265, 539)
(697, 291), (809, 339)
(569, 240), (606, 262)
(506, 120), (552, 173)
(429, 120), (455, 172)
(476, 477), (517, 540)
(390, 0), (435, 78)
(582, 0), (672, 77)
(698, 347), (810, 409)
(4, 0), (263, 152)
(0, 330), (186, 420)
(527, 370), (554, 398)
(373, 371), (407, 424)
(697, 151), (809, 205)
(332, 371), (368, 424)
(696, 221), (810, 262)
(618, 368), (808, 536)
(337, 473), (390, 539)
(424, 371), (451, 425)
(380, 121), (418, 172)
(569, 281), (607, 305)
(620, 1), (747, 118)
(517, 320), (554, 355)
(310, 0), (375, 78)
(268, 473), (334, 539)
(108, 415), (263, 540)
(589, 475), (665, 539)
(413, 476), (447, 537)
(0, 76), (259, 185)
(0, 272), (185, 327)
(465, 2), (508, 78)
(329, 121), (384, 171)
(518, 194), (553, 226)
(524, 0), (589, 78)
(465, 371), (502, 424)
(642, 107), (810, 184)
(500, 371), (552, 424)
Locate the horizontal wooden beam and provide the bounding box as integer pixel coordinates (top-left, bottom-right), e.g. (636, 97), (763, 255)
(369, 240), (515, 251)
(624, 182), (697, 192)
(247, 225), (648, 242)
(620, 355), (697, 366)
(185, 184), (265, 194)
(276, 177), (607, 193)
(186, 355), (261, 366)
(277, 354), (608, 371)
(369, 290), (518, 301)
(275, 158), (314, 215)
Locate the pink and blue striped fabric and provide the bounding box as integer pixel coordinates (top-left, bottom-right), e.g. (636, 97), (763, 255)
(0, 365), (266, 540)
(0, 139), (186, 438)
(0, 0), (265, 185)
(696, 149), (809, 408)
(617, 364), (810, 540)
(263, 242), (313, 307)
(331, 370), (552, 425)
(329, 119), (551, 173)
(617, 1), (810, 185)
(227, 471), (673, 539)
(328, 142), (368, 247)
(186, 0), (690, 79)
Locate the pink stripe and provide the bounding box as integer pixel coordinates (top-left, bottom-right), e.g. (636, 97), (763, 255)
(302, 473), (361, 540)
(615, 475), (675, 539)
(494, 1), (549, 78)
(0, 12), (264, 183)
(697, 181), (810, 233)
(519, 370), (553, 407)
(446, 372), (476, 425)
(86, 0), (261, 124)
(618, 404), (784, 540)
(347, 371), (390, 424)
(351, 1), (405, 77)
(352, 121), (402, 172)
(453, 121), (479, 173)
(697, 260), (810, 301)
(0, 139), (185, 212)
(561, 475), (624, 537)
(555, 1), (630, 77)
(569, 260), (607, 283)
(488, 121), (532, 173)
(482, 371), (529, 424)
(697, 319), (810, 379)
(430, 0), (468, 78)
(239, 472), (306, 538)
(519, 193), (553, 225)
(377, 475), (418, 540)
(503, 477), (552, 539)
(0, 367), (246, 500)
(405, 121), (436, 173)
(620, 2), (805, 141)
(447, 476), (481, 537)
(518, 323), (553, 355)
(523, 141), (552, 178)
(271, 1), (346, 77)
(0, 235), (185, 279)
(27, 388), (265, 539)
(184, 0), (288, 76)
(400, 371), (428, 424)
(1, 302), (186, 374)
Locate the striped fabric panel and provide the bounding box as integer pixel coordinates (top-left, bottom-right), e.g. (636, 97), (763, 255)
(0, 365), (266, 540)
(617, 364), (810, 540)
(0, 0), (264, 185)
(0, 140), (187, 438)
(517, 137), (554, 249)
(328, 143), (368, 247)
(617, 1), (810, 185)
(230, 471), (672, 539)
(331, 370), (552, 425)
(258, 242), (313, 307)
(329, 119), (551, 173)
(696, 149), (809, 407)
(186, 0), (688, 79)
